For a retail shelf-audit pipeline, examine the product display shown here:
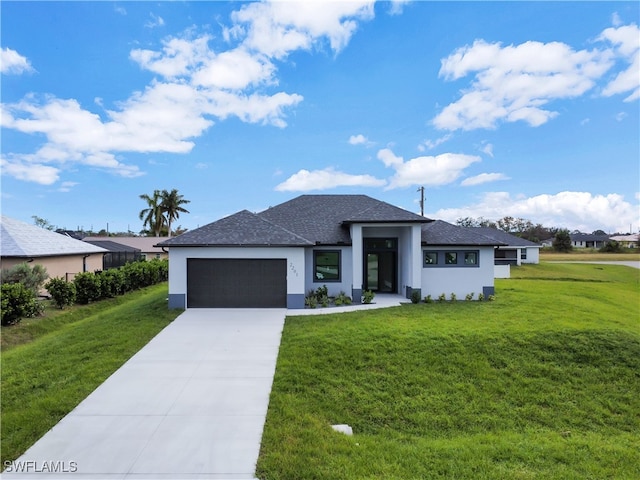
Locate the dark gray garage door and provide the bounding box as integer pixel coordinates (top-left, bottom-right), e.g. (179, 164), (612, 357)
(187, 258), (287, 308)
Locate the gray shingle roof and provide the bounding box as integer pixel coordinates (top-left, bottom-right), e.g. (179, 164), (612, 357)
(473, 227), (542, 247)
(422, 220), (505, 246)
(1, 216), (107, 257)
(259, 195), (430, 244)
(160, 195), (431, 247)
(157, 210), (314, 247)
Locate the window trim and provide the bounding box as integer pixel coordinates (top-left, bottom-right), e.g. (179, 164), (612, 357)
(313, 250), (341, 282)
(424, 251), (438, 266)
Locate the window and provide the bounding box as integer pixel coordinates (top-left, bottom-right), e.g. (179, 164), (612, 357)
(314, 250), (341, 282)
(521, 249), (527, 260)
(445, 252), (458, 265)
(464, 252), (477, 265)
(424, 251), (438, 265)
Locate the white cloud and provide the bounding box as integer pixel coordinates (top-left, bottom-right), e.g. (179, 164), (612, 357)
(480, 142), (494, 157)
(378, 148), (481, 189)
(275, 167), (386, 191)
(418, 134), (452, 151)
(1, 2), (377, 185)
(145, 13), (165, 29)
(1, 47), (35, 75)
(388, 0), (411, 16)
(232, 1), (375, 58)
(460, 172), (509, 186)
(0, 157), (60, 185)
(598, 24), (640, 102)
(433, 191), (639, 233)
(58, 181), (78, 192)
(434, 38), (615, 130)
(348, 134), (370, 145)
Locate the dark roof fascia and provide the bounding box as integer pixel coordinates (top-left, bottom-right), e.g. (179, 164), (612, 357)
(155, 243), (310, 248)
(341, 219), (429, 226)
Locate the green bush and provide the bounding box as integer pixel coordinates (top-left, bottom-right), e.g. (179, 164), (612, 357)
(362, 290), (375, 304)
(411, 290), (421, 304)
(1, 283), (40, 325)
(424, 294), (433, 303)
(97, 269), (126, 298)
(0, 263), (49, 294)
(600, 240), (623, 253)
(45, 277), (76, 309)
(73, 272), (102, 304)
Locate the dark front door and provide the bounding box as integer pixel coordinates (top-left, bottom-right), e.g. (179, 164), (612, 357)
(364, 238), (397, 293)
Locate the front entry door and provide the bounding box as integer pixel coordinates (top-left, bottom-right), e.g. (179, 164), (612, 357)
(364, 238), (397, 293)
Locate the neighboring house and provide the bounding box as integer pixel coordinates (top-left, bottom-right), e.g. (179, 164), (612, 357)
(83, 240), (142, 269)
(473, 227), (541, 265)
(608, 234), (638, 248)
(569, 233), (610, 249)
(0, 216), (107, 287)
(83, 236), (168, 261)
(157, 195), (502, 309)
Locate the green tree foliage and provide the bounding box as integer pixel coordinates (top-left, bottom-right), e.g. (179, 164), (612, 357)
(0, 263), (49, 294)
(73, 272), (102, 304)
(139, 189), (190, 237)
(553, 229), (573, 252)
(45, 278), (76, 309)
(600, 240), (623, 253)
(139, 190), (165, 237)
(161, 188), (190, 238)
(1, 283), (40, 325)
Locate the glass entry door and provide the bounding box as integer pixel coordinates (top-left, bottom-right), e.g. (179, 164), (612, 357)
(364, 239), (397, 293)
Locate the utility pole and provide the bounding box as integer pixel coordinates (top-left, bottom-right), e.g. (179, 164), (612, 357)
(417, 186), (425, 216)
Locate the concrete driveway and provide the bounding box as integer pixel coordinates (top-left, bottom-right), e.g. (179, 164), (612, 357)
(4, 309), (286, 480)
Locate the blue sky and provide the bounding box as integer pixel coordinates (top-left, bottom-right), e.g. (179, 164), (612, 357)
(1, 1), (639, 235)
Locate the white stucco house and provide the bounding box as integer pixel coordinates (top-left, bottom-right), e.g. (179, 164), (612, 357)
(157, 195), (503, 309)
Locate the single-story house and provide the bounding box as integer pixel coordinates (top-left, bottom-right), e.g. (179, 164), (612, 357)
(83, 236), (168, 261)
(157, 195), (503, 309)
(608, 234), (638, 248)
(570, 233), (609, 249)
(0, 216), (107, 287)
(473, 227), (541, 265)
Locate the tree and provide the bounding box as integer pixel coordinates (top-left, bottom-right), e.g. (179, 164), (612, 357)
(32, 216), (55, 230)
(139, 190), (165, 237)
(161, 188), (190, 238)
(553, 229), (572, 252)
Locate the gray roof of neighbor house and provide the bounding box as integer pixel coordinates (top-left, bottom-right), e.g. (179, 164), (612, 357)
(473, 227), (541, 248)
(421, 220), (505, 246)
(83, 240), (141, 253)
(569, 233), (610, 241)
(83, 236), (165, 253)
(158, 195), (431, 247)
(1, 216), (107, 258)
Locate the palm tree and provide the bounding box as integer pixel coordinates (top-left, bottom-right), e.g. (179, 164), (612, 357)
(161, 188), (190, 238)
(139, 190), (165, 237)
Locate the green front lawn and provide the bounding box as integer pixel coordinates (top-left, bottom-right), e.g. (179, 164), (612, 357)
(1, 283), (182, 465)
(257, 264), (640, 479)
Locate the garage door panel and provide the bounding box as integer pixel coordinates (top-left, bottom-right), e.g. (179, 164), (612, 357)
(187, 259), (286, 308)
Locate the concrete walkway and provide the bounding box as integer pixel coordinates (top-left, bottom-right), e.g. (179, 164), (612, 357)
(3, 309), (286, 480)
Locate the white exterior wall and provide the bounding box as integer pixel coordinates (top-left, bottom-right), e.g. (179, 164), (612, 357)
(305, 246), (353, 297)
(522, 247), (540, 264)
(421, 246), (495, 300)
(167, 246), (305, 308)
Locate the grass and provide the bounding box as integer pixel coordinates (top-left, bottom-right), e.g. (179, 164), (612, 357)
(257, 263), (640, 479)
(540, 250), (639, 261)
(0, 283), (182, 465)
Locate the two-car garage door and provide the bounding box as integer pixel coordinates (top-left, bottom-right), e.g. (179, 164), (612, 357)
(187, 258), (287, 308)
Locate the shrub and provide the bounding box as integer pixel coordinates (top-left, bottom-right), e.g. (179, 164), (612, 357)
(73, 272), (102, 304)
(1, 283), (40, 325)
(438, 293), (446, 303)
(334, 291), (352, 306)
(553, 229), (572, 252)
(424, 294), (433, 304)
(97, 269), (126, 298)
(411, 290), (421, 304)
(478, 293), (485, 301)
(45, 278), (76, 309)
(450, 292), (457, 302)
(465, 293), (474, 301)
(0, 263), (49, 294)
(600, 240), (623, 253)
(305, 294), (318, 309)
(363, 290), (375, 304)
